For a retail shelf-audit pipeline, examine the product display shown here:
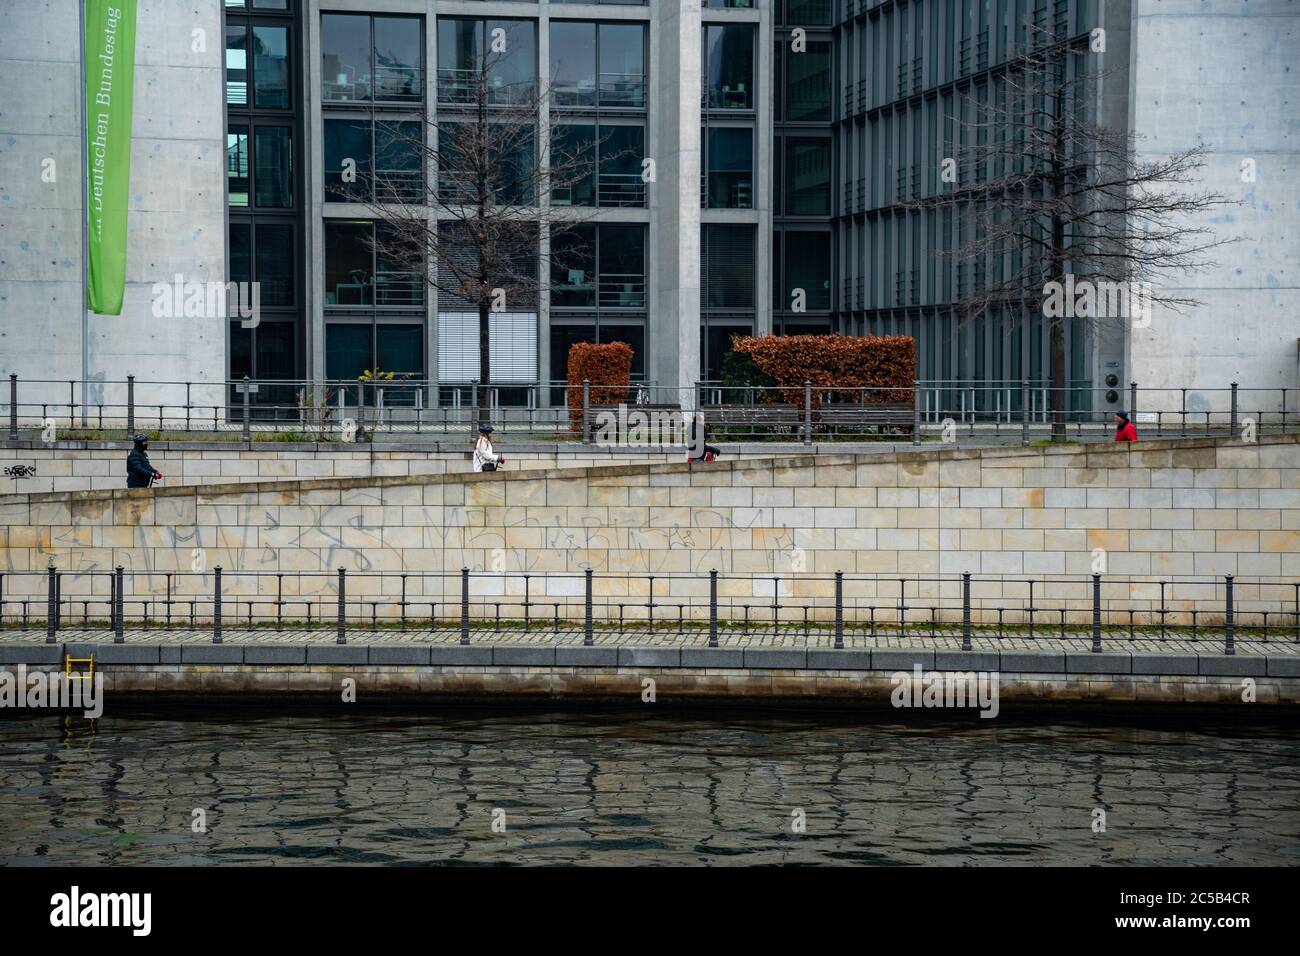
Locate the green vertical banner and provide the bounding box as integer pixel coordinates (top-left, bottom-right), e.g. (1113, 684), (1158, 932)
(84, 0), (137, 315)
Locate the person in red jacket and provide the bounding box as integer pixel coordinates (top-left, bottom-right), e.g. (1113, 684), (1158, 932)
(1114, 411), (1138, 442)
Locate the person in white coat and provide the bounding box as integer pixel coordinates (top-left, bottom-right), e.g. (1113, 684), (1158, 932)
(473, 423), (503, 472)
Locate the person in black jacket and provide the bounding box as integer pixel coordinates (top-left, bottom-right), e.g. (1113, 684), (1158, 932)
(126, 435), (162, 488)
(687, 411), (720, 463)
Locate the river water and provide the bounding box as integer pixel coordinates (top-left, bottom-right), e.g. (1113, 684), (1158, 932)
(1, 710), (1297, 866)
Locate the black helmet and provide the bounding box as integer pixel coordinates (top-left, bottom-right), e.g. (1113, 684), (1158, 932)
(132, 433), (149, 447)
(478, 423), (494, 434)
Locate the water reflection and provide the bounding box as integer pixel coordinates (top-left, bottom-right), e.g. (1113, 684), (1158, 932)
(1, 711), (1297, 865)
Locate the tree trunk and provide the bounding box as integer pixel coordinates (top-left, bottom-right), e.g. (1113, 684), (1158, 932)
(1050, 317), (1067, 439)
(477, 293), (491, 428)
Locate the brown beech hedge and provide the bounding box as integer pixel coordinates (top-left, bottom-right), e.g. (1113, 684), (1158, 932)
(567, 341), (633, 429)
(731, 334), (915, 406)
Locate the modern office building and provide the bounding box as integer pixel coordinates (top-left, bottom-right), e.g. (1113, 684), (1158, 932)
(2, 0), (1295, 415)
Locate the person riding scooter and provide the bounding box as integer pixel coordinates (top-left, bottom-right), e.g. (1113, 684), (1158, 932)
(126, 434), (162, 488)
(473, 423), (505, 472)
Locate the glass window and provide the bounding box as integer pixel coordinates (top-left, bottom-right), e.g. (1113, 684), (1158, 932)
(376, 121), (422, 203)
(599, 325), (645, 377)
(230, 321), (253, 379)
(786, 40), (831, 120)
(705, 25), (754, 109)
(326, 325), (371, 380)
(551, 124), (595, 206)
(253, 126), (293, 207)
(786, 0), (833, 25)
(255, 223), (294, 307)
(551, 225), (597, 308)
(706, 127), (753, 209)
(225, 25), (247, 105)
(437, 18), (480, 75)
(375, 222), (424, 307)
(599, 23), (645, 107)
(252, 25), (290, 109)
(784, 231), (831, 310)
(325, 221), (372, 306)
(227, 127), (249, 206)
(256, 322), (296, 381)
(704, 324), (752, 381)
(377, 324), (423, 376)
(323, 119), (370, 202)
(599, 225), (645, 308)
(550, 324), (597, 382)
(229, 224), (251, 285)
(486, 20), (536, 104)
(550, 22), (596, 107)
(785, 138), (830, 215)
(373, 17), (422, 102)
(703, 225), (755, 309)
(322, 14), (371, 102)
(438, 19), (536, 105)
(598, 124), (644, 206)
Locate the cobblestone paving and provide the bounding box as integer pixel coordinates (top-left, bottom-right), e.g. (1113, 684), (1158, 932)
(9, 624), (1293, 656)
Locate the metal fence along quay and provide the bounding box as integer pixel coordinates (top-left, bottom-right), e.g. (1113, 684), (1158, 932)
(5, 373), (1296, 446)
(3, 567), (1296, 656)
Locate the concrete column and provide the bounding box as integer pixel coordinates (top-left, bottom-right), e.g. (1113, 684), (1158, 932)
(651, 1), (702, 408)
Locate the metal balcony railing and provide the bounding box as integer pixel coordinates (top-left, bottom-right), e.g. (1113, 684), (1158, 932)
(436, 69), (536, 107)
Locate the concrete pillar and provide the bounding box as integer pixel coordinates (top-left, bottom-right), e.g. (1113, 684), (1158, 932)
(651, 1), (702, 408)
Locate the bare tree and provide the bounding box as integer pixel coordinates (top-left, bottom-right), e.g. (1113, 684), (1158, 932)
(344, 27), (620, 424)
(911, 22), (1238, 437)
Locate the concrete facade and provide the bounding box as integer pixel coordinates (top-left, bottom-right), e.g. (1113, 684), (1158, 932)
(0, 1), (1293, 412)
(0, 0), (227, 411)
(1127, 0), (1300, 414)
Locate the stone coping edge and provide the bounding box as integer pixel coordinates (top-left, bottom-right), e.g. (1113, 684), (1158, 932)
(4, 431), (1293, 507)
(1, 642), (1294, 678)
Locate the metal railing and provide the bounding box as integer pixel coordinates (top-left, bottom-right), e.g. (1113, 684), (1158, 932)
(5, 567), (1292, 657)
(4, 373), (1296, 445)
(436, 69), (537, 107)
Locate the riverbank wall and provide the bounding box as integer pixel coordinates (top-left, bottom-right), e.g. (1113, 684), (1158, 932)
(3, 640), (1296, 710)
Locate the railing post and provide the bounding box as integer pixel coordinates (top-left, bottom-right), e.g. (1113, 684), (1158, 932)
(45, 564), (57, 643)
(114, 565), (124, 643)
(1224, 574), (1235, 656)
(708, 569), (718, 648)
(801, 380), (813, 445)
(912, 380), (921, 446)
(1129, 381), (1138, 425)
(126, 374), (136, 435)
(1230, 382), (1239, 434)
(460, 567), (470, 645)
(962, 572), (972, 651)
(8, 373), (17, 440)
(1020, 379), (1030, 446)
(212, 565), (223, 643)
(241, 375), (252, 442)
(834, 570), (844, 649)
(581, 378), (591, 445)
(1091, 573), (1102, 653)
(584, 568), (594, 645)
(336, 567), (346, 644)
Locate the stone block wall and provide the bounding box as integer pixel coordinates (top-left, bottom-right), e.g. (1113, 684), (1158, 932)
(1, 434), (1298, 624)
